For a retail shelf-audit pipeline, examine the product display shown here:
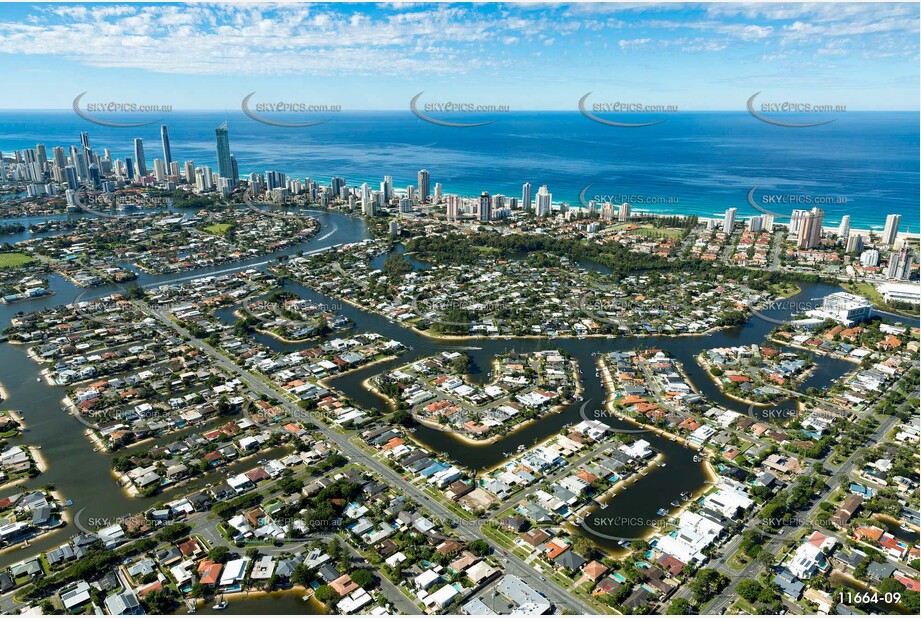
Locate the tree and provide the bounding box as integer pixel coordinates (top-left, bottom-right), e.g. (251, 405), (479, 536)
(689, 569), (728, 604)
(315, 585), (340, 605)
(208, 545), (231, 564)
(291, 564), (316, 587)
(155, 522), (191, 543)
(666, 598), (693, 614)
(350, 569), (374, 588)
(467, 539), (490, 557)
(142, 588), (176, 614)
(383, 254), (412, 280)
(736, 579), (763, 603)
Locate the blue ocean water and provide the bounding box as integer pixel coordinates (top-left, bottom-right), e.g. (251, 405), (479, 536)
(0, 110), (917, 231)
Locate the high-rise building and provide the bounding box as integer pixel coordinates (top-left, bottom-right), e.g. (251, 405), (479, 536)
(266, 170), (286, 191)
(796, 207), (823, 249)
(215, 122), (234, 181)
(362, 194), (376, 217)
(65, 188), (81, 210)
(722, 208), (736, 233)
(125, 157), (135, 181)
(133, 138), (147, 178)
(789, 209), (809, 234)
(230, 154), (239, 183)
(478, 191), (491, 222)
(35, 144), (47, 172)
(535, 185), (552, 217)
(79, 132), (92, 169)
(153, 158), (167, 182)
(63, 165), (78, 190)
(887, 246), (913, 280)
(433, 182), (443, 202)
(169, 161), (181, 180)
(838, 215), (850, 240)
(618, 203), (631, 222)
(846, 233), (863, 254)
(51, 146), (66, 171)
(160, 125), (172, 167)
(882, 214), (901, 245)
(522, 182), (532, 212)
(183, 161), (195, 184)
(417, 169), (430, 202)
(446, 195), (460, 221)
(747, 216), (763, 232)
(382, 176), (393, 202)
(330, 176), (346, 197)
(859, 250), (879, 267)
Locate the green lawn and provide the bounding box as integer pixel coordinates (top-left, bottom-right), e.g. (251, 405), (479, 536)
(0, 253), (34, 269)
(203, 223), (233, 235)
(633, 225), (685, 239)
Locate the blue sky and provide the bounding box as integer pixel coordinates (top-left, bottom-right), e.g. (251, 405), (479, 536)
(0, 2), (918, 110)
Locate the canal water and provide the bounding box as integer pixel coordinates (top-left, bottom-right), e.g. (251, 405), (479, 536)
(1, 209), (917, 566)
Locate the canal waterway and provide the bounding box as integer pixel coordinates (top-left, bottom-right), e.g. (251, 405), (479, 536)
(0, 209), (917, 567)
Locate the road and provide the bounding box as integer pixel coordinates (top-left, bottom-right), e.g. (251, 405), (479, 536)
(142, 304), (594, 615)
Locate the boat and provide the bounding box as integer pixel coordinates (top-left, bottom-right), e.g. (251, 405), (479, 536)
(659, 463), (666, 468)
(600, 502), (608, 510)
(657, 508), (668, 516)
(516, 445), (525, 452)
(618, 540), (630, 547)
(680, 491), (691, 500)
(36, 377), (41, 382)
(670, 500), (680, 507)
(212, 594), (227, 611)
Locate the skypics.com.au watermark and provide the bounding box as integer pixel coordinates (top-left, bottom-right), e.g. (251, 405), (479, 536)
(748, 186), (847, 219)
(578, 185), (680, 209)
(747, 92), (845, 128)
(242, 92), (341, 127)
(410, 92), (508, 127)
(746, 296), (823, 326)
(73, 92), (171, 127)
(242, 188), (320, 222)
(73, 192), (171, 219)
(578, 93), (676, 127)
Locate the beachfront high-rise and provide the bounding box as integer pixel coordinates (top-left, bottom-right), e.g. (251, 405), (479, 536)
(478, 191), (491, 222)
(722, 208), (736, 233)
(882, 214), (901, 245)
(215, 122), (234, 181)
(536, 185), (552, 217)
(838, 215), (850, 240)
(133, 138), (147, 179)
(160, 125), (172, 167)
(417, 169), (430, 202)
(797, 207), (824, 249)
(522, 182), (532, 212)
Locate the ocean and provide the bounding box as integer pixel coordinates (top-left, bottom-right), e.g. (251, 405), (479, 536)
(0, 110), (918, 231)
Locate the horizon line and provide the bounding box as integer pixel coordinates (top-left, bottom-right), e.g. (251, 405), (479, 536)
(0, 108), (919, 113)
